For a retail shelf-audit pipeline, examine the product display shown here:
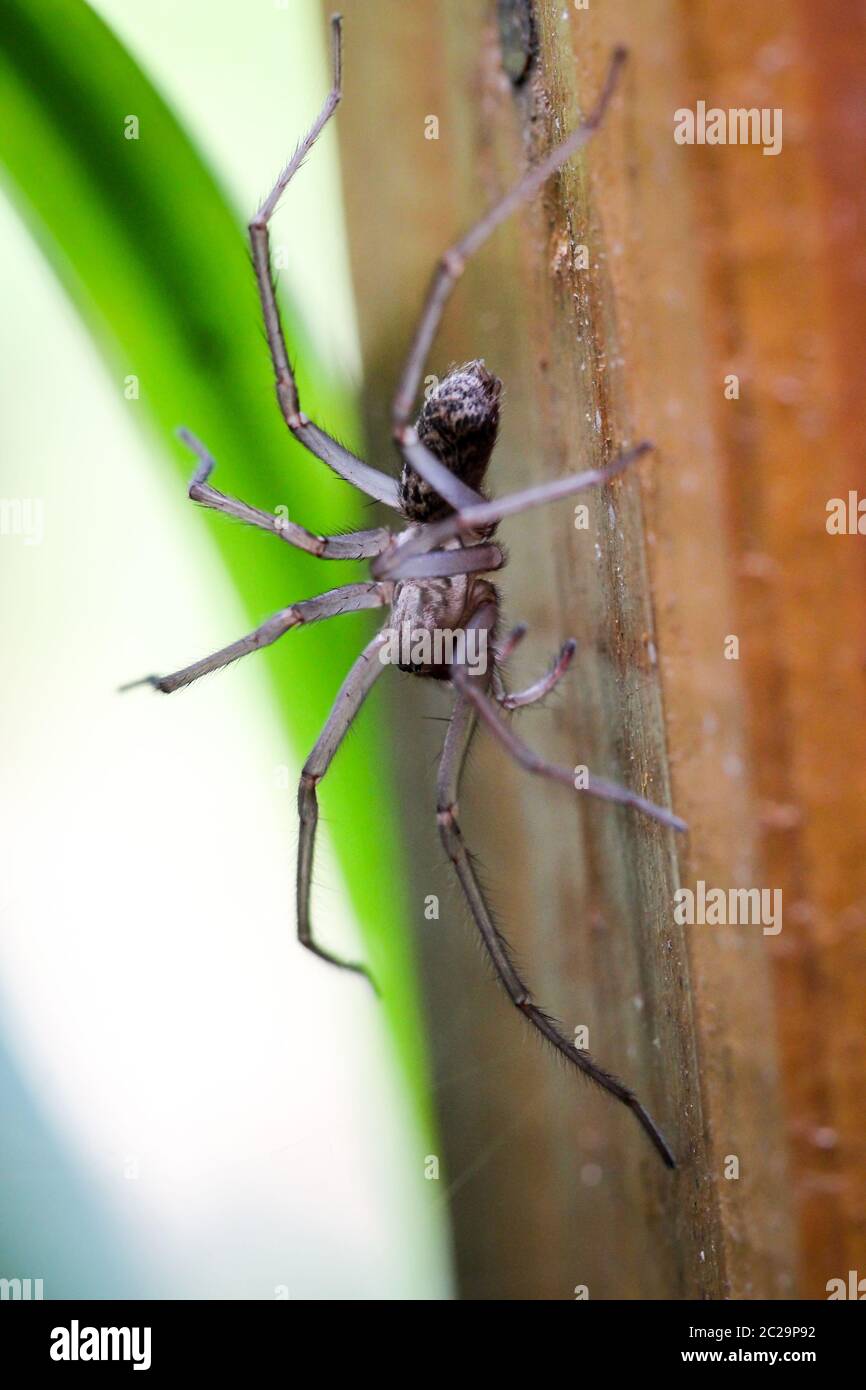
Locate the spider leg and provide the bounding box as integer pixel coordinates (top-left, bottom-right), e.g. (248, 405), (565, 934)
(179, 429), (391, 560)
(437, 611), (675, 1168)
(499, 638), (577, 709)
(452, 666), (687, 833)
(120, 582), (388, 694)
(490, 622), (527, 700)
(249, 16), (400, 510)
(372, 443), (651, 577)
(495, 622), (528, 663)
(391, 46), (627, 433)
(297, 628), (390, 988)
(384, 542), (504, 581)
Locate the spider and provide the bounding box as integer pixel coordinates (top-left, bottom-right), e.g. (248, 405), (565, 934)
(127, 17), (686, 1169)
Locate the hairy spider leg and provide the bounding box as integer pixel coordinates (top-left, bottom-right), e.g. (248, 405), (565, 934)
(297, 628), (391, 988)
(120, 584), (389, 694)
(452, 666), (687, 833)
(390, 47), (628, 509)
(249, 15), (400, 510)
(499, 637), (577, 709)
(382, 542), (505, 581)
(178, 428), (392, 560)
(438, 603), (677, 1168)
(373, 443), (652, 578)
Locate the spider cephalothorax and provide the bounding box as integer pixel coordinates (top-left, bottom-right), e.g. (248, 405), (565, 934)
(127, 19), (685, 1169)
(401, 360), (502, 522)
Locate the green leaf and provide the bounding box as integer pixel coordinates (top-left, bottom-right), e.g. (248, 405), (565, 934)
(0, 0), (432, 1134)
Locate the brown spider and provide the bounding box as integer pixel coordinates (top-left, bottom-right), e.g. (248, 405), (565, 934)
(127, 18), (685, 1168)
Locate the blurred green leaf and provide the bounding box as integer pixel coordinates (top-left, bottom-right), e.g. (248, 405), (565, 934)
(0, 0), (432, 1133)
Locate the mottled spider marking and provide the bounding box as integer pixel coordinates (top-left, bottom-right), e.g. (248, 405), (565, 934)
(400, 359), (502, 522)
(390, 574), (500, 679)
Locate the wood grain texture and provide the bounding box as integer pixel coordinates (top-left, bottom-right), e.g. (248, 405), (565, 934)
(678, 0), (866, 1298)
(326, 0), (862, 1298)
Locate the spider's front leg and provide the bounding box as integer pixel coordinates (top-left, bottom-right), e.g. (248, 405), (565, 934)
(439, 601), (676, 1169)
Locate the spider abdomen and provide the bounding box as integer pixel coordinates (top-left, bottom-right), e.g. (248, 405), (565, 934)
(400, 359), (502, 522)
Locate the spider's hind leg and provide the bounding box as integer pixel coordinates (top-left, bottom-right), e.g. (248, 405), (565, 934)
(496, 634), (577, 709)
(388, 49), (627, 519)
(390, 48), (627, 434)
(248, 15), (401, 510)
(296, 628), (391, 991)
(178, 428), (391, 561)
(453, 665), (686, 833)
(439, 607), (676, 1168)
(120, 583), (387, 694)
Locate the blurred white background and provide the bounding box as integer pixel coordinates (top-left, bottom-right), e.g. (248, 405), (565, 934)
(0, 0), (450, 1299)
